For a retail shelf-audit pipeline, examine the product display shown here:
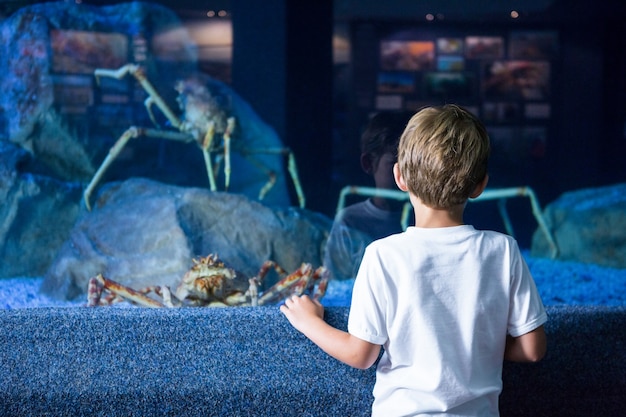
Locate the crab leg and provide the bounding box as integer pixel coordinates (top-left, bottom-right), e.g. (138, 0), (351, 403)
(201, 121), (218, 191)
(95, 64), (182, 130)
(287, 151), (306, 208)
(159, 285), (176, 308)
(87, 277), (126, 306)
(223, 117), (235, 190)
(257, 172), (277, 203)
(311, 267), (329, 300)
(286, 265), (329, 301)
(257, 263), (313, 305)
(87, 274), (165, 308)
(247, 278), (260, 307)
(290, 274), (312, 297)
(83, 127), (138, 211)
(255, 260), (288, 284)
(87, 276), (104, 307)
(234, 147), (306, 208)
(83, 127), (195, 210)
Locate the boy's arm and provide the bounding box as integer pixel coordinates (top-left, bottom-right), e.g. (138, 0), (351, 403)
(504, 325), (547, 362)
(280, 295), (381, 369)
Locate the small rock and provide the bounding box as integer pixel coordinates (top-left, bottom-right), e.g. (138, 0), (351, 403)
(531, 183), (626, 268)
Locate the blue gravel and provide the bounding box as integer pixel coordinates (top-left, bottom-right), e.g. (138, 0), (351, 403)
(1, 253), (624, 308)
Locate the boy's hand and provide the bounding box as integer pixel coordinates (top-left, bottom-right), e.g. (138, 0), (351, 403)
(280, 295), (324, 333)
(281, 295), (381, 369)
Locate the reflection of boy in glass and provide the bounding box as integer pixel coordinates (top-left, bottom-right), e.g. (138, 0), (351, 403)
(324, 111), (413, 280)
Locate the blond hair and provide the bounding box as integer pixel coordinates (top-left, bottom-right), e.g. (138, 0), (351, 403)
(397, 104), (490, 208)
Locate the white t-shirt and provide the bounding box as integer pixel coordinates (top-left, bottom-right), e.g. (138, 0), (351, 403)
(348, 225), (547, 416)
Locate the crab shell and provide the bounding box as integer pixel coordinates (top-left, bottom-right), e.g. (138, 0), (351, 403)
(175, 77), (230, 139)
(174, 254), (245, 304)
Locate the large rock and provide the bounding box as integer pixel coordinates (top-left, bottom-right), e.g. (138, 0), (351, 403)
(531, 183), (626, 268)
(41, 178), (331, 301)
(0, 142), (82, 278)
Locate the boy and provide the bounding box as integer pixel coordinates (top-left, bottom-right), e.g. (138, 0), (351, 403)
(281, 104), (547, 416)
(325, 111), (413, 280)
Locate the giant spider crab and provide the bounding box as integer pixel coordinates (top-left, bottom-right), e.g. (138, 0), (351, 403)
(87, 254), (328, 307)
(83, 64), (305, 210)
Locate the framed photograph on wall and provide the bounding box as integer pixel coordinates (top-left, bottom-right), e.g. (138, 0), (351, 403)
(465, 36), (504, 59)
(377, 71), (415, 93)
(436, 37), (464, 55)
(509, 31), (558, 60)
(437, 56), (465, 71)
(380, 40), (435, 71)
(482, 61), (550, 100)
(50, 29), (129, 74)
(424, 72), (475, 100)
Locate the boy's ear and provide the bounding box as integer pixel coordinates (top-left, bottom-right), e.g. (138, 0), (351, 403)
(360, 153), (373, 174)
(470, 174), (489, 199)
(393, 163), (408, 192)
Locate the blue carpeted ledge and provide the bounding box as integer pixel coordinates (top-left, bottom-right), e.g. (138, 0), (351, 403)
(1, 306), (625, 416)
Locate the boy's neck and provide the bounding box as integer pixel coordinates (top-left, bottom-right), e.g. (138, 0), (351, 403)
(410, 196), (465, 228)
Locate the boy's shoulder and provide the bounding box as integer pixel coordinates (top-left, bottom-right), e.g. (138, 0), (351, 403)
(371, 225), (519, 249)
